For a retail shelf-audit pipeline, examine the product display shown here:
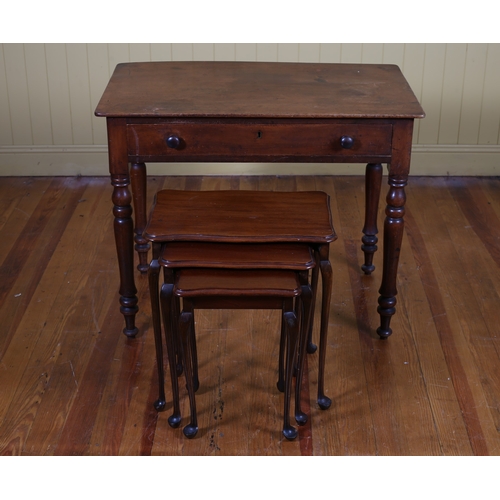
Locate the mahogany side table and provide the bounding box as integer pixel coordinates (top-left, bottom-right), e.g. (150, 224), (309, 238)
(95, 61), (424, 339)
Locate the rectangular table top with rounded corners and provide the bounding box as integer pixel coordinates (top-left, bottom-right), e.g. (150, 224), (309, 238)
(144, 189), (336, 244)
(159, 242), (315, 270)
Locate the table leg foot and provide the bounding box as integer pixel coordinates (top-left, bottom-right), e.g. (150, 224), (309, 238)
(295, 411), (308, 426)
(376, 326), (392, 339)
(120, 296), (139, 338)
(154, 399), (166, 411)
(137, 262), (149, 274)
(183, 424), (198, 438)
(361, 258), (376, 276)
(123, 326), (139, 338)
(306, 341), (317, 354)
(361, 232), (378, 274)
(168, 414), (182, 428)
(317, 395), (332, 410)
(282, 426), (298, 441)
(376, 295), (396, 339)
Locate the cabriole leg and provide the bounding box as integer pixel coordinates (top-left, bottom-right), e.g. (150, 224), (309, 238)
(295, 277), (313, 426)
(282, 303), (299, 441)
(317, 244), (332, 410)
(306, 252), (320, 354)
(179, 305), (198, 438)
(160, 281), (182, 428)
(149, 243), (166, 411)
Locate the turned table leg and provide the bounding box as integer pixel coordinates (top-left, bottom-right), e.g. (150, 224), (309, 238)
(130, 162), (150, 273)
(377, 175), (406, 339)
(111, 174), (139, 338)
(377, 120), (413, 339)
(362, 163), (383, 275)
(107, 118), (139, 338)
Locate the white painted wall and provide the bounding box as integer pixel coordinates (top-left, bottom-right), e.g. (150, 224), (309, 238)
(1, 43), (499, 175)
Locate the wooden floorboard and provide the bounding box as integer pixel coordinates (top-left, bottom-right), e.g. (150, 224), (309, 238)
(1, 175), (500, 456)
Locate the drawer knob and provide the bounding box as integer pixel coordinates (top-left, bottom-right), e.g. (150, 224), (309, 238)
(166, 135), (181, 149)
(340, 135), (354, 149)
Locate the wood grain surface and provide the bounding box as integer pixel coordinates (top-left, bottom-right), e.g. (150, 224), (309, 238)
(1, 174), (499, 456)
(95, 62), (425, 119)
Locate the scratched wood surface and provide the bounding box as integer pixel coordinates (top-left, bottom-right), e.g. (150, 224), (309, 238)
(1, 174), (500, 456)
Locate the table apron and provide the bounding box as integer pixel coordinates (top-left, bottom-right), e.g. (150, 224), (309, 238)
(126, 122), (393, 161)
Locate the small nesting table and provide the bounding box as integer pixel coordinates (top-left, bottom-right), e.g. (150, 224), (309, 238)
(145, 189), (336, 410)
(160, 266), (307, 440)
(95, 61), (424, 340)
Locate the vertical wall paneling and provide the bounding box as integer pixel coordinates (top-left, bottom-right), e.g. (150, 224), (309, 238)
(458, 44), (488, 145)
(418, 43), (446, 145)
(1, 43), (500, 176)
(319, 44), (341, 63)
(361, 44), (384, 63)
(193, 44), (214, 61)
(24, 44), (52, 146)
(256, 43), (278, 62)
(340, 44), (363, 63)
(3, 44), (32, 145)
(277, 43), (299, 62)
(151, 44), (173, 62)
(108, 44), (130, 74)
(129, 44), (152, 63)
(87, 44), (110, 145)
(0, 45), (13, 145)
(298, 44), (321, 62)
(235, 44), (257, 61)
(45, 44), (73, 145)
(382, 44), (405, 67)
(66, 44), (93, 146)
(478, 44), (500, 145)
(437, 44), (467, 145)
(214, 44), (235, 61)
(172, 44), (193, 61)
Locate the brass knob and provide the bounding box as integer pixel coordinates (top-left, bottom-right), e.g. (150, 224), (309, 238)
(166, 135), (181, 149)
(340, 135), (354, 149)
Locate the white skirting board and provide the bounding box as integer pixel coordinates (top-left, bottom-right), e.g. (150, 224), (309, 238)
(0, 144), (499, 176)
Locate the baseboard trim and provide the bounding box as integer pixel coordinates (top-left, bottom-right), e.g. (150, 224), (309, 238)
(1, 144), (499, 176)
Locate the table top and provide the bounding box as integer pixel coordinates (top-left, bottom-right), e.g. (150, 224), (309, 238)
(95, 61), (425, 120)
(144, 189), (337, 244)
(159, 242), (315, 270)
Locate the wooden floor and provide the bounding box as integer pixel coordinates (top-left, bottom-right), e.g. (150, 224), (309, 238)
(1, 174), (500, 456)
